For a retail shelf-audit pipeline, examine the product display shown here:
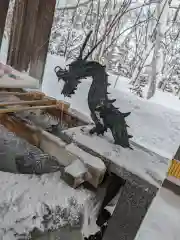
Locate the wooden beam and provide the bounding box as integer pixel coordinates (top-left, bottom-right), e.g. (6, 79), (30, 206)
(0, 0), (10, 49)
(0, 113), (40, 146)
(29, 0), (56, 83)
(0, 99), (57, 107)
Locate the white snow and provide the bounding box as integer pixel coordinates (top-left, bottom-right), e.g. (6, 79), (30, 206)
(66, 143), (106, 171)
(135, 186), (180, 240)
(0, 171), (92, 239)
(0, 37), (8, 64)
(65, 159), (87, 177)
(56, 0), (88, 9)
(63, 125), (168, 187)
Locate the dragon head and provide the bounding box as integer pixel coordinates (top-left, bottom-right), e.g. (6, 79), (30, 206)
(54, 60), (89, 97)
(54, 31), (100, 97)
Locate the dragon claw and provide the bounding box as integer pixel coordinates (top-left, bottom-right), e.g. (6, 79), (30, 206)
(89, 125), (107, 136)
(89, 127), (96, 135)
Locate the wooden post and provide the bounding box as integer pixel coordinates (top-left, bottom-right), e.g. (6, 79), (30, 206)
(18, 0), (40, 71)
(29, 0), (56, 84)
(7, 0), (55, 82)
(7, 0), (28, 70)
(0, 0), (10, 49)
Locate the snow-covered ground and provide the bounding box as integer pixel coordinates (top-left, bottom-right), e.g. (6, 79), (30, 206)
(135, 186), (180, 240)
(56, 0), (88, 8)
(42, 54), (180, 160)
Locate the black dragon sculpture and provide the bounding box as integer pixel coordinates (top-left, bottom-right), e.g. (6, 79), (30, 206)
(54, 31), (133, 149)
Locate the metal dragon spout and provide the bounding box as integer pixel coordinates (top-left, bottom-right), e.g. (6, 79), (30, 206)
(55, 31), (133, 149)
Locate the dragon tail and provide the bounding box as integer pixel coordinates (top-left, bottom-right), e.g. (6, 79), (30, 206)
(111, 120), (133, 149)
(99, 102), (133, 149)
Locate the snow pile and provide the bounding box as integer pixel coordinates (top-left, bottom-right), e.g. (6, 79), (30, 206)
(0, 171), (91, 239)
(0, 125), (94, 239)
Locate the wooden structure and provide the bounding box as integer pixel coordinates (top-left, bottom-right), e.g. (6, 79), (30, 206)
(0, 63), (106, 188)
(0, 0), (10, 49)
(0, 89), (106, 188)
(7, 0), (56, 83)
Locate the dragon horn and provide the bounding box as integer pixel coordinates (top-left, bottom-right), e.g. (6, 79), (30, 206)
(78, 31), (93, 60)
(122, 112), (131, 118)
(108, 99), (116, 104)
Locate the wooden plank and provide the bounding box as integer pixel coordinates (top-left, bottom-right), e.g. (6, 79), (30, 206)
(0, 0), (10, 49)
(0, 104), (58, 114)
(0, 113), (40, 146)
(0, 88), (88, 127)
(0, 91), (45, 100)
(0, 99), (56, 107)
(29, 0), (56, 83)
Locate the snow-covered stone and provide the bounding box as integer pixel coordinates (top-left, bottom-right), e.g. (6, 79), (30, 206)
(0, 171), (93, 239)
(40, 130), (76, 167)
(63, 159), (87, 188)
(63, 125), (169, 187)
(66, 143), (106, 188)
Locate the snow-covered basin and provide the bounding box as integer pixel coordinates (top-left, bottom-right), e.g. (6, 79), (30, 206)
(0, 171), (93, 239)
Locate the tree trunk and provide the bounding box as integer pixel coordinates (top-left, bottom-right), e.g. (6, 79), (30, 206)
(147, 0), (169, 99)
(0, 0), (10, 49)
(29, 0), (56, 84)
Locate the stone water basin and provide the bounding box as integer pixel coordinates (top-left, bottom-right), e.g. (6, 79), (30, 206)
(0, 122), (106, 240)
